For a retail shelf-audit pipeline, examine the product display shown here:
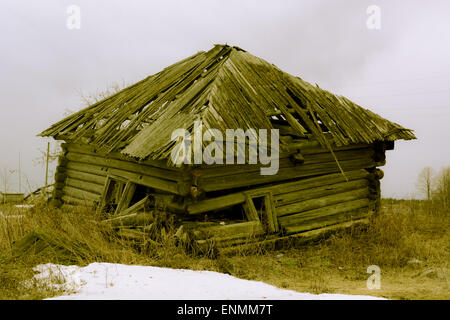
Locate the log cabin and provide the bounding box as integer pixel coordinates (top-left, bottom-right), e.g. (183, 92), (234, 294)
(39, 44), (416, 248)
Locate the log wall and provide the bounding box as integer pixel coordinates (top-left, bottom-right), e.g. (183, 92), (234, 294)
(53, 140), (386, 237)
(54, 143), (189, 207)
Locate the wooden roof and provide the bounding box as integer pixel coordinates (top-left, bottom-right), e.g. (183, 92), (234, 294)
(39, 44), (416, 161)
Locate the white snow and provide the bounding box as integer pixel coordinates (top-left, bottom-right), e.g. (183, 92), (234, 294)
(29, 263), (385, 300)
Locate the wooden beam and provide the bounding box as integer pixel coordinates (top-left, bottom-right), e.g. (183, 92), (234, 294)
(187, 193), (246, 215)
(279, 198), (370, 230)
(198, 158), (375, 192)
(115, 181), (137, 214)
(277, 188), (369, 217)
(106, 167), (186, 195)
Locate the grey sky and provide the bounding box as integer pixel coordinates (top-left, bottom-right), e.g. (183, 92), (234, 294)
(0, 0), (449, 198)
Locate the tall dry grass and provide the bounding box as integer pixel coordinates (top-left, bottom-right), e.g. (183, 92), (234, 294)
(0, 197), (448, 299)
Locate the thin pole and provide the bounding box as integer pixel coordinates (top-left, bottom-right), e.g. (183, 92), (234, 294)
(45, 142), (50, 187)
(18, 152), (21, 193)
(3, 168), (6, 204)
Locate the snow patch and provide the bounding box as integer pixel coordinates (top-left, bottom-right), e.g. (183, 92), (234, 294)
(29, 263), (386, 300)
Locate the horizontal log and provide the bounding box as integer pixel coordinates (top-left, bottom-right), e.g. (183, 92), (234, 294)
(65, 147), (183, 181)
(193, 221), (264, 240)
(61, 195), (94, 207)
(65, 169), (106, 185)
(219, 218), (370, 256)
(198, 158), (376, 192)
(66, 161), (107, 177)
(299, 143), (372, 155)
(277, 187), (369, 217)
(302, 148), (374, 165)
(283, 206), (371, 235)
(275, 179), (369, 208)
(185, 169), (370, 215)
(192, 148), (372, 180)
(65, 143), (183, 171)
(279, 198), (370, 228)
(65, 177), (104, 195)
(104, 211), (154, 227)
(62, 186), (100, 202)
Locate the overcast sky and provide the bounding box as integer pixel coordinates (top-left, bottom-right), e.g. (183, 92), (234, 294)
(0, 0), (449, 198)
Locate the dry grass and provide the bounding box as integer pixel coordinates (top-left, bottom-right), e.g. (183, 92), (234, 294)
(0, 198), (448, 300)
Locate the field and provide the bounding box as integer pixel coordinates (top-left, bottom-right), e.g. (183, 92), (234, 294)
(0, 198), (448, 300)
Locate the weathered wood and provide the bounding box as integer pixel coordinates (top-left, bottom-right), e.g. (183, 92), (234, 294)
(187, 193), (246, 215)
(149, 194), (186, 214)
(193, 220), (264, 240)
(186, 169), (370, 215)
(115, 181), (137, 214)
(104, 211), (154, 227)
(275, 179), (369, 207)
(283, 206), (371, 235)
(65, 177), (104, 195)
(302, 148), (374, 165)
(219, 218), (370, 256)
(279, 198), (370, 229)
(193, 148), (372, 179)
(65, 143), (183, 171)
(65, 147), (183, 181)
(106, 167), (187, 195)
(276, 104), (308, 136)
(61, 195), (94, 206)
(96, 176), (114, 213)
(62, 186), (100, 202)
(65, 169), (106, 185)
(66, 161), (107, 177)
(243, 196), (260, 221)
(277, 187), (369, 217)
(118, 196), (149, 217)
(264, 193), (277, 233)
(198, 158), (375, 192)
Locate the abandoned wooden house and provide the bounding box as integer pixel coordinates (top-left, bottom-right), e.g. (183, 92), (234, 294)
(39, 44), (416, 248)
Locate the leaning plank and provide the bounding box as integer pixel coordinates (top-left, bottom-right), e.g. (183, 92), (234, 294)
(187, 193), (246, 215)
(106, 167), (186, 195)
(117, 196), (149, 217)
(115, 181), (137, 214)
